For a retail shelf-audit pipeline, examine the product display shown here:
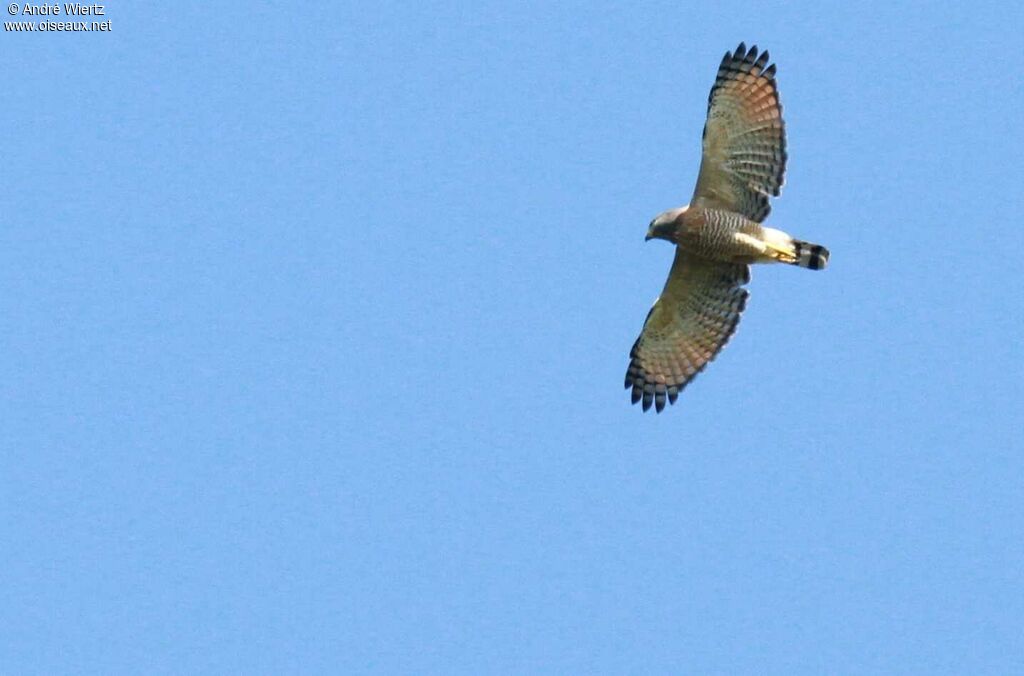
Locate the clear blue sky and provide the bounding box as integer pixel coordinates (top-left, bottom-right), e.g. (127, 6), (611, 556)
(4, 2), (1023, 673)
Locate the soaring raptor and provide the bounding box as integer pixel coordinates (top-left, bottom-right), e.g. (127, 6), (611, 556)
(626, 43), (829, 412)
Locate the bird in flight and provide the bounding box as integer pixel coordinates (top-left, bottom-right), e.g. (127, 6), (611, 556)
(625, 42), (829, 413)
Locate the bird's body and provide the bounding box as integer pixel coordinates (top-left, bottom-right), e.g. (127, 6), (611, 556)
(626, 43), (830, 412)
(651, 206), (828, 269)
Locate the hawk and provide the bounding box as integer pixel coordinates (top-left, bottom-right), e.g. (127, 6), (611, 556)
(625, 42), (829, 413)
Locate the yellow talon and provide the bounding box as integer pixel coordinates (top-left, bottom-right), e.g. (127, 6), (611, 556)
(763, 240), (796, 262)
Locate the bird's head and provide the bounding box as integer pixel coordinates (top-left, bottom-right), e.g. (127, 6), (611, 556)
(645, 205), (689, 242)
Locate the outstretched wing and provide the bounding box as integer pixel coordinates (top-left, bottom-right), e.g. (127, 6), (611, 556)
(625, 249), (750, 412)
(691, 42), (786, 222)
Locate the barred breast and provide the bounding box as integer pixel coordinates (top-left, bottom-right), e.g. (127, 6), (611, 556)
(679, 208), (763, 263)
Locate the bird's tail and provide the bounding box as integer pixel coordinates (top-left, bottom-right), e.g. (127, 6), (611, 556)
(791, 240), (830, 270)
(761, 228), (829, 270)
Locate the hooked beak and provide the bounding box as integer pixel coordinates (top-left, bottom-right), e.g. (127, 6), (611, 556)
(645, 230), (654, 241)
